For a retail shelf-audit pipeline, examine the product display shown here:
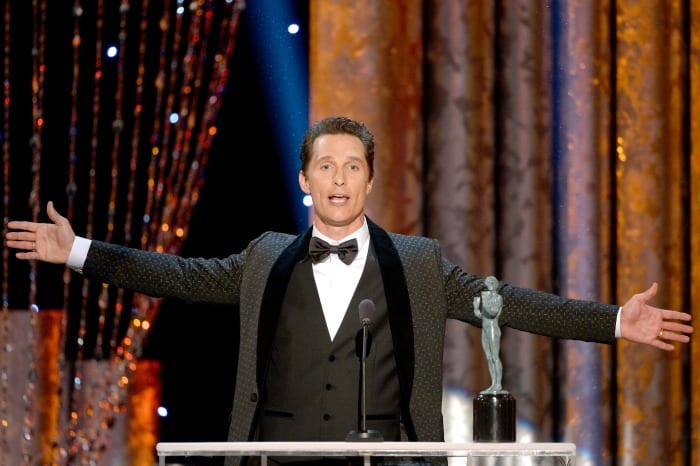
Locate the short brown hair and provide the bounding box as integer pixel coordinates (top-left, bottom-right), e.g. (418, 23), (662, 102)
(299, 116), (375, 180)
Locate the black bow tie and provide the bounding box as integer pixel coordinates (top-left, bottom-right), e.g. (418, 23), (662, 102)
(309, 237), (359, 265)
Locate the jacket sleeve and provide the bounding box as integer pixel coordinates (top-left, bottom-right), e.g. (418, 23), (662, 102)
(81, 238), (251, 305)
(442, 257), (618, 344)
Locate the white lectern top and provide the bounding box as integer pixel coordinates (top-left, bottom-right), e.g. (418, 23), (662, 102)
(156, 441), (576, 466)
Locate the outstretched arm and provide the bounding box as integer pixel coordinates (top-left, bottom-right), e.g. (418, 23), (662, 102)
(620, 282), (693, 351)
(5, 201), (75, 264)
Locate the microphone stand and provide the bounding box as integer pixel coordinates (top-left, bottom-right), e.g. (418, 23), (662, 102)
(346, 321), (383, 442)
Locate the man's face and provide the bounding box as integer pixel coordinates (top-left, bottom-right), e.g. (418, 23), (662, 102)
(298, 133), (373, 239)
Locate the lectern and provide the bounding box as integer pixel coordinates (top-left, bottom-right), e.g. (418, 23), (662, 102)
(156, 441), (576, 466)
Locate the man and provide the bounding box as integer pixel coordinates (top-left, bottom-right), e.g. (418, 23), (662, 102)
(5, 116), (693, 466)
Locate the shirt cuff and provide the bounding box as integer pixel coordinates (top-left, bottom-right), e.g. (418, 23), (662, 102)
(615, 306), (622, 338)
(67, 236), (91, 271)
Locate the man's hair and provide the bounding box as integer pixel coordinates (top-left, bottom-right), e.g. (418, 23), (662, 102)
(299, 116), (375, 179)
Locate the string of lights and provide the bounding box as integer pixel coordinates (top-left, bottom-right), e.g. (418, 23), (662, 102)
(56, 3), (83, 463)
(62, 0), (104, 460)
(115, 0), (151, 356)
(0, 2), (12, 464)
(1, 1), (246, 463)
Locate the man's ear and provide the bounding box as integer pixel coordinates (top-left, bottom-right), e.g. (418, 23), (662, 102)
(299, 170), (311, 194)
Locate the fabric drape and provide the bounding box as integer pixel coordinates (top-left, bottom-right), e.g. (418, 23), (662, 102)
(310, 1), (697, 465)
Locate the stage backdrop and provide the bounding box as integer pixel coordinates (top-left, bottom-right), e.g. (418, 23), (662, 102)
(1, 1), (698, 466)
(1, 1), (245, 465)
(309, 1), (698, 466)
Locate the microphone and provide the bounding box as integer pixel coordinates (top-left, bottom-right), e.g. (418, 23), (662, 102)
(359, 298), (374, 325)
(346, 299), (384, 442)
(355, 299), (374, 358)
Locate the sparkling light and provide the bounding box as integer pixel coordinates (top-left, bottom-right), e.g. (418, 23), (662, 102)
(2, 1), (247, 464)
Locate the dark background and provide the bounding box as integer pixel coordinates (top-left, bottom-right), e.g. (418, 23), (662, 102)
(3, 0), (308, 452)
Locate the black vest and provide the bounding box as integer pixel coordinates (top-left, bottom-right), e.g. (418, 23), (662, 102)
(258, 247), (401, 441)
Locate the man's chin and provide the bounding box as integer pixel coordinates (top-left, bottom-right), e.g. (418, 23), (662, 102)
(315, 213), (364, 229)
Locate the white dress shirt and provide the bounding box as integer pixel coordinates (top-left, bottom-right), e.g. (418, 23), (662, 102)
(310, 219), (370, 341)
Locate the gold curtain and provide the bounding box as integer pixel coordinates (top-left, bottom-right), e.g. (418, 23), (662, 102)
(310, 1), (698, 465)
(555, 2), (616, 463)
(614, 1), (687, 464)
(308, 1), (424, 234)
(691, 3), (700, 464)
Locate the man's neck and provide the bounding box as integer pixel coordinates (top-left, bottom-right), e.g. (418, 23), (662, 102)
(313, 216), (366, 241)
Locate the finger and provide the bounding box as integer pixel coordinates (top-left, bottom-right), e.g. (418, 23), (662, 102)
(46, 201), (68, 226)
(651, 339), (676, 351)
(47, 201), (58, 220)
(656, 331), (689, 345)
(647, 306), (692, 321)
(6, 234), (36, 249)
(5, 239), (22, 249)
(5, 231), (35, 242)
(6, 220), (38, 232)
(661, 322), (694, 335)
(664, 332), (690, 343)
(14, 250), (38, 261)
(660, 309), (693, 321)
(641, 282), (658, 300)
(656, 323), (691, 343)
(11, 239), (35, 251)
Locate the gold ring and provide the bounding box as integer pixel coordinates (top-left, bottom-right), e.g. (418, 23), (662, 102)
(657, 328), (664, 339)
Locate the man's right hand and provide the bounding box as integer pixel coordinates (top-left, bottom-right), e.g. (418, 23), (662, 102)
(5, 201), (76, 264)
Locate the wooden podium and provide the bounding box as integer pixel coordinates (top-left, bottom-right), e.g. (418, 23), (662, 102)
(156, 441), (576, 466)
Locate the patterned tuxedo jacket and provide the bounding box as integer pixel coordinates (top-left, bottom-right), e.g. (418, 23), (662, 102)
(81, 217), (618, 461)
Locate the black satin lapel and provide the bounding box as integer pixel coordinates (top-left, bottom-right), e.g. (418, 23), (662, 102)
(366, 218), (416, 438)
(256, 229), (313, 387)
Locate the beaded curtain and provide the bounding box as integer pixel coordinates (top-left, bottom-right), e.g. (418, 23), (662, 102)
(0, 0), (244, 464)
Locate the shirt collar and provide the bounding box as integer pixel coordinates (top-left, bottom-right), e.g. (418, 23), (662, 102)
(311, 217), (370, 252)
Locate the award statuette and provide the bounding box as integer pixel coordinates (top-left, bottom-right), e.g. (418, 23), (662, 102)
(472, 276), (516, 442)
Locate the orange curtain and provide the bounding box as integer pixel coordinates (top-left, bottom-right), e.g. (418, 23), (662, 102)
(614, 1), (688, 463)
(308, 0), (424, 234)
(310, 1), (697, 465)
(691, 3), (700, 464)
